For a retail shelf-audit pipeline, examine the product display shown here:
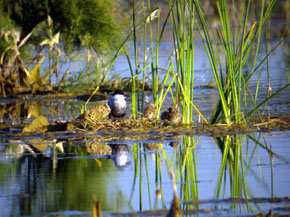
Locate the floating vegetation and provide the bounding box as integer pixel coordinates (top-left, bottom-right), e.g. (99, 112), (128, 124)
(1, 100), (287, 149)
(10, 111), (289, 143)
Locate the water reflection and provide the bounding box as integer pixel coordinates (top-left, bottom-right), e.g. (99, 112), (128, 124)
(0, 98), (95, 125)
(0, 142), (131, 216)
(0, 132), (290, 216)
(109, 144), (130, 168)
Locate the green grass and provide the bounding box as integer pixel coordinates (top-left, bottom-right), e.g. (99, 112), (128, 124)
(192, 0), (287, 125)
(169, 0), (196, 124)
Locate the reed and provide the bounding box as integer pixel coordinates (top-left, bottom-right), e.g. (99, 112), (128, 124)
(121, 0), (205, 122)
(169, 0), (196, 124)
(143, 1), (174, 117)
(179, 136), (199, 209)
(159, 135), (200, 205)
(213, 132), (284, 213)
(137, 0), (206, 123)
(214, 135), (254, 213)
(87, 0), (287, 125)
(121, 0), (166, 118)
(192, 0), (285, 125)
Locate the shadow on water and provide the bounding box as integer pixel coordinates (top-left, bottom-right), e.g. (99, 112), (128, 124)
(0, 130), (290, 216)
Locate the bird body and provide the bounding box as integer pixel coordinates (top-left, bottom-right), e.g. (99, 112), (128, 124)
(161, 106), (182, 123)
(108, 90), (127, 118)
(76, 104), (111, 121)
(144, 103), (157, 120)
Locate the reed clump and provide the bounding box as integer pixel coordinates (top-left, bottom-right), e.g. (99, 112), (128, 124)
(192, 0), (288, 125)
(107, 0), (287, 127)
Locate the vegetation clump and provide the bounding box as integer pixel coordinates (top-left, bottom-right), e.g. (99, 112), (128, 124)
(0, 0), (126, 96)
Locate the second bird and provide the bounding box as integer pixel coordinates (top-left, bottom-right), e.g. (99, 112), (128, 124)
(108, 90), (127, 118)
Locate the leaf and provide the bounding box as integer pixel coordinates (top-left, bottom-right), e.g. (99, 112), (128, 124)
(28, 56), (45, 82)
(52, 32), (60, 45)
(22, 116), (49, 133)
(40, 32), (60, 50)
(27, 102), (42, 118)
(47, 15), (53, 26)
(18, 31), (32, 48)
(146, 7), (160, 23)
(39, 39), (50, 47)
(29, 61), (41, 83)
(94, 159), (102, 168)
(56, 64), (71, 87)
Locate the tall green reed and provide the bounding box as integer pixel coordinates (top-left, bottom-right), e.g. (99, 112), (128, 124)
(85, 0), (287, 126)
(124, 0), (166, 118)
(127, 0), (206, 122)
(169, 0), (195, 124)
(214, 133), (283, 212)
(143, 1), (176, 117)
(192, 0), (285, 125)
(140, 0), (206, 123)
(179, 136), (200, 209)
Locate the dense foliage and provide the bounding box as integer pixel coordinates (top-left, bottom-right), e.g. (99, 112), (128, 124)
(1, 0), (125, 52)
(0, 0), (127, 96)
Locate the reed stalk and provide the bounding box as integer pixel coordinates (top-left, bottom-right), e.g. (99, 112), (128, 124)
(214, 135), (251, 206)
(169, 0), (196, 124)
(131, 0), (138, 119)
(143, 146), (152, 210)
(192, 0), (282, 125)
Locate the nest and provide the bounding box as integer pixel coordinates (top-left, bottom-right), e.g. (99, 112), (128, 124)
(69, 117), (171, 131)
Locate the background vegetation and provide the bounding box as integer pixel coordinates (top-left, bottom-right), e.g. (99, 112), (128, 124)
(0, 0), (127, 96)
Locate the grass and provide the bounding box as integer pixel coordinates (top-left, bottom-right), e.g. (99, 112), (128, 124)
(191, 0), (287, 125)
(169, 0), (196, 124)
(104, 0), (208, 123)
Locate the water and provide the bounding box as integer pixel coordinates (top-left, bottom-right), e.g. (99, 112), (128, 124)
(0, 132), (289, 216)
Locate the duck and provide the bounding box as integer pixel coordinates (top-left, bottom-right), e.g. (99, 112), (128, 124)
(160, 105), (182, 123)
(144, 103), (157, 120)
(108, 90), (127, 118)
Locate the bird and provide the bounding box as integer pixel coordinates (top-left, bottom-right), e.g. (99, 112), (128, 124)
(144, 103), (157, 120)
(160, 105), (182, 123)
(76, 103), (111, 121)
(108, 90), (127, 118)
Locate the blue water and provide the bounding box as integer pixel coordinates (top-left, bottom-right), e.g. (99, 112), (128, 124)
(0, 131), (289, 216)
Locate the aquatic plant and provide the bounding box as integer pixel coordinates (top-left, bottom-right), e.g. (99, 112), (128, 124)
(168, 0), (195, 124)
(213, 133), (283, 212)
(192, 0), (287, 124)
(125, 0), (207, 123)
(123, 0), (287, 124)
(178, 136), (200, 209)
(0, 24), (64, 96)
(0, 0), (127, 96)
(86, 0), (287, 125)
